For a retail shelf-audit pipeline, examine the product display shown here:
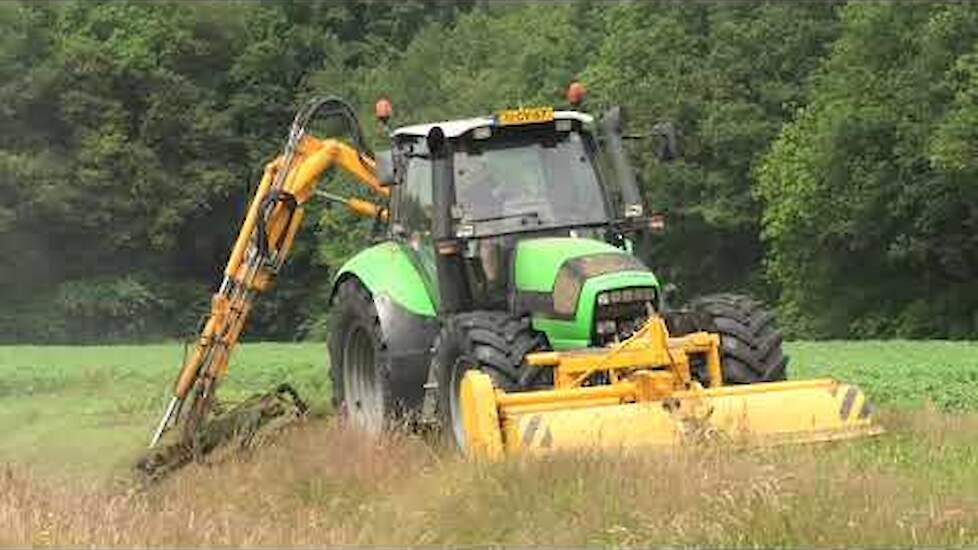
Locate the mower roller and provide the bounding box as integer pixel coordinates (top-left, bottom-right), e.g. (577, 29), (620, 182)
(145, 88), (880, 476)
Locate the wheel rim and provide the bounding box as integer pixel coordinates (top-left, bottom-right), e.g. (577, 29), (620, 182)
(342, 326), (383, 434)
(448, 358), (475, 452)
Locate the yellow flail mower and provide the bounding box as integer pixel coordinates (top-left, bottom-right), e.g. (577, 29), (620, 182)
(457, 315), (881, 459)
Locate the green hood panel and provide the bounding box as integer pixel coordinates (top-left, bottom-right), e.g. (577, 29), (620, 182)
(514, 237), (627, 292)
(332, 242), (436, 317)
(533, 270), (659, 350)
(512, 237), (659, 350)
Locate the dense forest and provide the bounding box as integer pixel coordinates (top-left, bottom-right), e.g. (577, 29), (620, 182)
(1, 1), (976, 343)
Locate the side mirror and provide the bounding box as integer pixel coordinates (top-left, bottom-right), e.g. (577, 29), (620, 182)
(604, 108), (681, 162)
(650, 121), (680, 162)
(374, 150), (397, 186)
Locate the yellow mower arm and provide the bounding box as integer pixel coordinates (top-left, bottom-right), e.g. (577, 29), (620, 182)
(150, 104), (389, 448)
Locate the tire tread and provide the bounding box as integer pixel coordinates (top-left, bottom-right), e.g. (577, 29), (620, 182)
(686, 293), (788, 384)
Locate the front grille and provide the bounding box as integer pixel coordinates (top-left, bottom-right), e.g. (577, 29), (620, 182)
(592, 286), (657, 346)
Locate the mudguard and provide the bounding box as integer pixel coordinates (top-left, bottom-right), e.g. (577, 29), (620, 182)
(331, 241), (440, 410)
(332, 241), (437, 317)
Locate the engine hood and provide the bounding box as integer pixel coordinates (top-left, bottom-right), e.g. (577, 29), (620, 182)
(512, 237), (660, 349)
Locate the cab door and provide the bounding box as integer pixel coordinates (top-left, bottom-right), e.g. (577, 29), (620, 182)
(392, 155), (440, 307)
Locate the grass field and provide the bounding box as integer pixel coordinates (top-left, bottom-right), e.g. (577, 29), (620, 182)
(1, 341), (977, 546)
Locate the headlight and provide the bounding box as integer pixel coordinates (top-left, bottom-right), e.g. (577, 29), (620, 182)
(595, 287), (656, 309)
(593, 286), (658, 346)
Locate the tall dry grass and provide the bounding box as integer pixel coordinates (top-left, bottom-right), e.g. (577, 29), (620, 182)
(2, 409), (977, 547)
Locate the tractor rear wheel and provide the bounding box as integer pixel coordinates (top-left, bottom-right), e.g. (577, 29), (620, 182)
(328, 278), (397, 434)
(681, 293), (788, 385)
(430, 312), (549, 452)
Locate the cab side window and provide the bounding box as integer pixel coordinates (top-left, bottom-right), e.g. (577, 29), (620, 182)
(398, 156), (439, 288)
(399, 157), (432, 235)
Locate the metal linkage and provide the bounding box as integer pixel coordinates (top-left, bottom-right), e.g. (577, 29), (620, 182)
(148, 97), (378, 450)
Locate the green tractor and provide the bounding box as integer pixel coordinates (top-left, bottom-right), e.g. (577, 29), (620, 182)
(146, 94), (876, 474)
(326, 102), (788, 449)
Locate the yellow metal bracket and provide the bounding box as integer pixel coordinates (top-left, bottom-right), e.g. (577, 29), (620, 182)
(524, 315), (722, 390)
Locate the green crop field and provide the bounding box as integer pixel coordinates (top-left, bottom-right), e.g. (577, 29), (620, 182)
(2, 341), (977, 546)
(0, 343), (329, 478)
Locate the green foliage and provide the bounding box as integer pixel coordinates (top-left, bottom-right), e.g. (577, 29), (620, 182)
(57, 276), (163, 339)
(756, 3), (978, 338)
(581, 4), (841, 300)
(1, 1), (976, 342)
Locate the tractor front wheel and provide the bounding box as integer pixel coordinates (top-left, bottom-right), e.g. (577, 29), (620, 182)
(680, 293), (788, 385)
(430, 312), (548, 452)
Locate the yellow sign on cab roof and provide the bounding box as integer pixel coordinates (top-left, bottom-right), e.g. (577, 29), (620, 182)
(496, 106), (555, 126)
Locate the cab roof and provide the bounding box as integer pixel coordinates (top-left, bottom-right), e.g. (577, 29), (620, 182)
(391, 110), (593, 139)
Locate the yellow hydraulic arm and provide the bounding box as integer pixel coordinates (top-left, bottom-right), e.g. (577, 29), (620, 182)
(149, 97), (389, 448)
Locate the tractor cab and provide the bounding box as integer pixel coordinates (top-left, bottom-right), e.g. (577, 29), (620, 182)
(391, 109), (613, 235)
(383, 107), (659, 320)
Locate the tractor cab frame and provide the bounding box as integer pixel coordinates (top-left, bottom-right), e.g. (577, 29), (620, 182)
(377, 107), (658, 316)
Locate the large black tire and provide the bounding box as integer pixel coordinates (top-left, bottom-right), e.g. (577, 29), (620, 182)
(430, 312), (548, 451)
(684, 293), (788, 385)
(327, 278), (398, 434)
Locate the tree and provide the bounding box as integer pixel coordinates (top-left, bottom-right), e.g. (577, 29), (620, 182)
(756, 3), (978, 338)
(580, 3), (840, 301)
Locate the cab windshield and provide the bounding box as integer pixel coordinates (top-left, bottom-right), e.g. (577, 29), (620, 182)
(453, 130), (611, 236)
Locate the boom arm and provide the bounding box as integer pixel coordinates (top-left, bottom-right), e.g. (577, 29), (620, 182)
(150, 99), (388, 447)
